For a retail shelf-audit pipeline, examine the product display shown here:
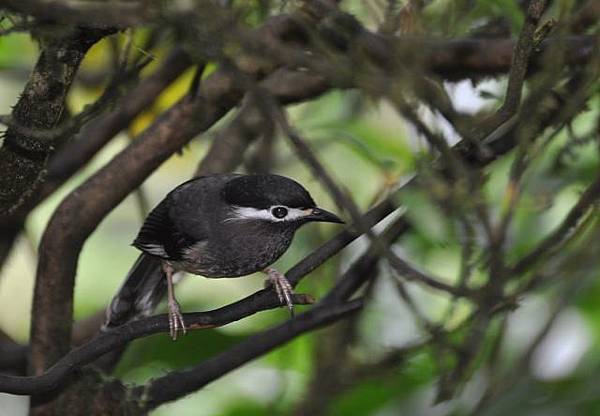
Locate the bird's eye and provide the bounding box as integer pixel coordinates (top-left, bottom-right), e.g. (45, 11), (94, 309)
(271, 207), (288, 219)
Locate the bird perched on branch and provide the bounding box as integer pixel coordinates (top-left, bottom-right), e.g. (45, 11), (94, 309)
(105, 173), (343, 339)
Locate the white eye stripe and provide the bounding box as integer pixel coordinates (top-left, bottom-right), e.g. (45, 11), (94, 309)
(226, 206), (312, 222)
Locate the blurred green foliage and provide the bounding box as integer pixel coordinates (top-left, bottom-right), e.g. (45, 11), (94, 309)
(0, 0), (599, 415)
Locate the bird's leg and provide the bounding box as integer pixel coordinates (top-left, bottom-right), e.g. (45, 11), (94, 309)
(264, 267), (294, 316)
(163, 262), (186, 340)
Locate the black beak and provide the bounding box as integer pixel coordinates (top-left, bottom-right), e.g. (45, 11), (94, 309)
(308, 207), (344, 224)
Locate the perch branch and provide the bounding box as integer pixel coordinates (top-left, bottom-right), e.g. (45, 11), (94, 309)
(136, 299), (363, 411)
(0, 292), (313, 395)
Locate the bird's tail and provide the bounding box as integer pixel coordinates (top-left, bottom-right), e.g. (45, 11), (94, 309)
(104, 254), (167, 329)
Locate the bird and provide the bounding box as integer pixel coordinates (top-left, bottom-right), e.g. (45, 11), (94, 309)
(105, 173), (344, 339)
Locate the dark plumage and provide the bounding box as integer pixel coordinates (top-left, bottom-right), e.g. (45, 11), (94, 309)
(106, 173), (343, 339)
(222, 174), (315, 209)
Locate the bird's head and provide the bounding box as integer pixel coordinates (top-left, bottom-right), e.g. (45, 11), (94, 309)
(221, 174), (344, 226)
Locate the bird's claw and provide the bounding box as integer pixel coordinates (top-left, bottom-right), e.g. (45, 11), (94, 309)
(168, 299), (187, 340)
(265, 268), (295, 317)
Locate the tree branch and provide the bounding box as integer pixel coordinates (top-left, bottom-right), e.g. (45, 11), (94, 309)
(196, 69), (328, 176)
(0, 48), (192, 275)
(0, 292), (313, 395)
(0, 25), (112, 216)
(512, 173), (600, 275)
(1, 0), (150, 28)
(136, 299), (363, 411)
(500, 0), (548, 116)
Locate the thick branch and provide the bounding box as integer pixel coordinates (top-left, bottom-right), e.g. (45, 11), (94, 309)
(0, 49), (191, 274)
(395, 36), (593, 80)
(0, 26), (111, 216)
(44, 49), (193, 192)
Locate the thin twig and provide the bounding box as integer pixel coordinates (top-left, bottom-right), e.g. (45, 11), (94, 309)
(512, 174), (600, 275)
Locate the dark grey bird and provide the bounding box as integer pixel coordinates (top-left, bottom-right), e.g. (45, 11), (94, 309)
(105, 173), (343, 339)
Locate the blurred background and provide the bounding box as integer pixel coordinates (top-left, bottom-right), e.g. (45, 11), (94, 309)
(1, 1), (599, 415)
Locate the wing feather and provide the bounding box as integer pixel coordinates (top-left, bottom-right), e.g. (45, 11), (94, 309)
(133, 175), (237, 260)
(132, 199), (194, 260)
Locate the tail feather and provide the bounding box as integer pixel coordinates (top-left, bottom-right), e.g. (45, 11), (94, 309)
(104, 254), (167, 329)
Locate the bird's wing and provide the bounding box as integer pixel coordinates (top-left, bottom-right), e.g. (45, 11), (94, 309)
(133, 175), (241, 260)
(132, 198), (197, 260)
(132, 175), (237, 259)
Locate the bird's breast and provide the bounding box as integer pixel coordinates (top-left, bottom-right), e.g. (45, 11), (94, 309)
(173, 225), (295, 278)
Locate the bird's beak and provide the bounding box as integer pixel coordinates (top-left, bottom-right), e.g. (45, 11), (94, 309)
(307, 207), (344, 224)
